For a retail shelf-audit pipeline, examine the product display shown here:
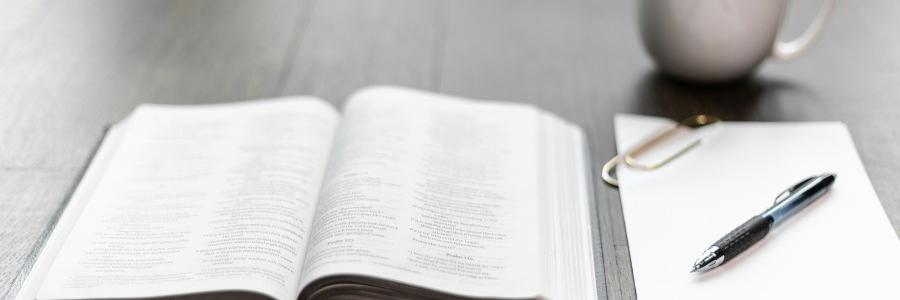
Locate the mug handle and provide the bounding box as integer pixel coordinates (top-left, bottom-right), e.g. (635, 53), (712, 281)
(771, 0), (836, 61)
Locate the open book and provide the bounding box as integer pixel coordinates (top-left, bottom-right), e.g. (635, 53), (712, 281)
(15, 87), (599, 300)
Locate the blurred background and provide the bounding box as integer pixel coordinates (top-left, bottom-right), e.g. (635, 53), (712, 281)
(1, 1), (898, 299)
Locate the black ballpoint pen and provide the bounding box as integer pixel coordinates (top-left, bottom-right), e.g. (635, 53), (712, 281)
(691, 173), (837, 273)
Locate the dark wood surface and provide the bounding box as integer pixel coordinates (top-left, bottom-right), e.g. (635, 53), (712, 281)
(1, 1), (898, 299)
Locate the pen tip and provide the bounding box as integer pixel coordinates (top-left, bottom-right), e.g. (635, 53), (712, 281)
(821, 173), (837, 185)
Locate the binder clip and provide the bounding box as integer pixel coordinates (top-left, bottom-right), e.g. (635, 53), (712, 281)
(602, 115), (721, 187)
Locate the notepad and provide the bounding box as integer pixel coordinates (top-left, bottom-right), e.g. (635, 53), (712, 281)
(615, 114), (900, 300)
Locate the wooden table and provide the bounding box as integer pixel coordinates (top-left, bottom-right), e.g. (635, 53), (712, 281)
(1, 1), (898, 299)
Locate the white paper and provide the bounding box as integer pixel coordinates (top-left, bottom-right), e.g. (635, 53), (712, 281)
(36, 99), (339, 300)
(297, 87), (596, 300)
(298, 87), (544, 299)
(615, 114), (900, 300)
(15, 121), (129, 300)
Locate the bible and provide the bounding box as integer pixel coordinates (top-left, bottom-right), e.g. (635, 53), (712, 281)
(15, 87), (600, 300)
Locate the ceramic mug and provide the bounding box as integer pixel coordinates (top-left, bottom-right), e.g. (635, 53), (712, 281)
(638, 0), (835, 82)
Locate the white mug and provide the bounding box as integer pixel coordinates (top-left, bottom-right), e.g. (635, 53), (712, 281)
(638, 0), (835, 82)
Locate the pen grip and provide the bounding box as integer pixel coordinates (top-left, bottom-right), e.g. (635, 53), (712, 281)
(714, 216), (773, 262)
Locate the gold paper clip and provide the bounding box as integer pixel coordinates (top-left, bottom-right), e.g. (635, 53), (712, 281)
(602, 115), (721, 187)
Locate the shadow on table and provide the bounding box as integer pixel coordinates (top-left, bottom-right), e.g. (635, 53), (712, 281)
(626, 70), (824, 122)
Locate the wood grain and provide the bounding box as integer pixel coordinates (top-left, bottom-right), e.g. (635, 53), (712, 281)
(1, 1), (899, 299)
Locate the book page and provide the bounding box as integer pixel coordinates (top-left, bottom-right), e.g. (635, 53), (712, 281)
(15, 121), (128, 300)
(535, 112), (599, 300)
(298, 87), (543, 299)
(36, 99), (339, 300)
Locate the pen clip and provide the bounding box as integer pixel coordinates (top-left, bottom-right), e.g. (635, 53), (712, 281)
(774, 176), (817, 204)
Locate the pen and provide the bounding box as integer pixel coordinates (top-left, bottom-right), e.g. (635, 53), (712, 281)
(690, 173), (836, 273)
